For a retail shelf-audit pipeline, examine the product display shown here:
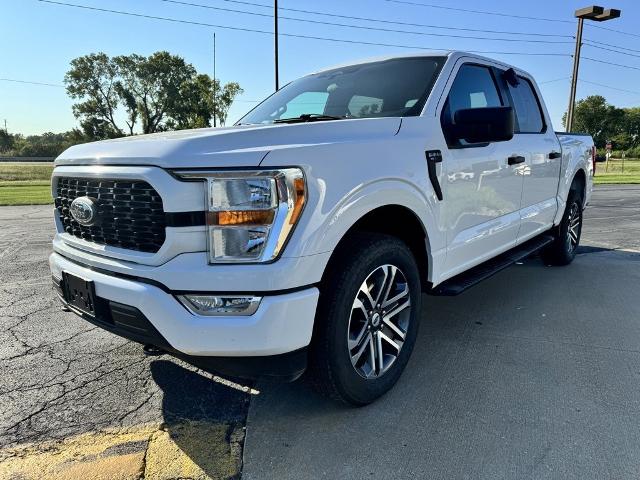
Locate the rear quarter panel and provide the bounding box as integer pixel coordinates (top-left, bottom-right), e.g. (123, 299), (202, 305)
(555, 133), (594, 225)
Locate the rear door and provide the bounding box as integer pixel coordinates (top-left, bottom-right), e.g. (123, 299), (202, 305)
(438, 61), (525, 278)
(500, 73), (562, 242)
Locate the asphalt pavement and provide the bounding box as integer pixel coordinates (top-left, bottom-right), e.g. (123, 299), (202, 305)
(243, 185), (640, 480)
(0, 185), (638, 479)
(0, 207), (250, 479)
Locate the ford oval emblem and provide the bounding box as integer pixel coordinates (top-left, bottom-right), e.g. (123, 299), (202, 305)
(70, 196), (99, 226)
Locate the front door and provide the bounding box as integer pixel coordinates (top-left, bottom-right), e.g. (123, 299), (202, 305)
(438, 62), (526, 278)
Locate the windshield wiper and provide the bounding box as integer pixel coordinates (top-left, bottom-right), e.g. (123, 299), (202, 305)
(274, 113), (345, 124)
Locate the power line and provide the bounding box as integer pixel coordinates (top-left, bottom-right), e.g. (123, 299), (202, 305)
(0, 75), (264, 103)
(582, 56), (640, 72)
(584, 43), (640, 60)
(36, 1), (571, 56)
(0, 78), (64, 88)
(159, 0), (572, 44)
(539, 77), (570, 85)
(580, 79), (640, 96)
(177, 0), (574, 39)
(380, 0), (573, 24)
(586, 22), (640, 40)
(585, 39), (640, 55)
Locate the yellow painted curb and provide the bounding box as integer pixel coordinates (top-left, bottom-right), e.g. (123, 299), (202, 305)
(0, 421), (243, 480)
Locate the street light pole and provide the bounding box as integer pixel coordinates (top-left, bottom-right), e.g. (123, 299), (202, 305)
(213, 32), (217, 128)
(566, 5), (621, 132)
(274, 0), (279, 91)
(566, 17), (585, 133)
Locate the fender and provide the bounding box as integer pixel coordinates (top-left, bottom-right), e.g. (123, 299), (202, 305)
(322, 180), (440, 262)
(261, 129), (446, 283)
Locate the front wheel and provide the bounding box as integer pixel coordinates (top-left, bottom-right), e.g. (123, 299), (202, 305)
(308, 233), (422, 405)
(542, 186), (584, 266)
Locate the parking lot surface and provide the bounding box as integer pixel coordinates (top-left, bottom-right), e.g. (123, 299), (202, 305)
(243, 185), (640, 480)
(0, 185), (639, 479)
(0, 208), (250, 479)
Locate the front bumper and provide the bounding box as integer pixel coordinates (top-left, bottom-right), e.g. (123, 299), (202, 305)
(50, 252), (319, 380)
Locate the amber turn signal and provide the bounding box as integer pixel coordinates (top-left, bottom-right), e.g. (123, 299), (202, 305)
(208, 210), (275, 226)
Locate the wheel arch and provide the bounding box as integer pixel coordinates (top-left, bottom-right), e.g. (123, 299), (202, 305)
(320, 204), (433, 291)
(571, 168), (587, 205)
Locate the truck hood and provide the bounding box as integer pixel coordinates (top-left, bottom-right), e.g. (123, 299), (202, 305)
(55, 118), (402, 168)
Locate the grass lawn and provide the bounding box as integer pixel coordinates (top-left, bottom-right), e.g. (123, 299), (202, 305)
(0, 157), (637, 206)
(594, 158), (640, 185)
(0, 163), (54, 206)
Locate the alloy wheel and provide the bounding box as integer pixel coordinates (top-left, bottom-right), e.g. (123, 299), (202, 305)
(567, 202), (582, 253)
(347, 264), (411, 379)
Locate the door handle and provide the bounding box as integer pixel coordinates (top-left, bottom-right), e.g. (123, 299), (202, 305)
(548, 151), (562, 159)
(425, 150), (443, 201)
(508, 155), (526, 165)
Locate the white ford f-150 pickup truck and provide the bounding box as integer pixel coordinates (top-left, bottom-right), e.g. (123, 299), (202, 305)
(50, 51), (594, 405)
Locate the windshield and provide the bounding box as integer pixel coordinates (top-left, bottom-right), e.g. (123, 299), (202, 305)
(238, 56), (446, 125)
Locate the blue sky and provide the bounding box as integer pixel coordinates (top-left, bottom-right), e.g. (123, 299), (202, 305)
(2, 0), (640, 135)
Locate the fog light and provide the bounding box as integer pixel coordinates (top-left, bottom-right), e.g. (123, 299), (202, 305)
(177, 294), (262, 316)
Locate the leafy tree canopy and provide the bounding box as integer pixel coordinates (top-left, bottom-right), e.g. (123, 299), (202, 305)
(65, 51), (243, 139)
(563, 95), (640, 150)
(0, 129), (87, 157)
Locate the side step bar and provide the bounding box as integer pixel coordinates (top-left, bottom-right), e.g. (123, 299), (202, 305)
(429, 234), (554, 296)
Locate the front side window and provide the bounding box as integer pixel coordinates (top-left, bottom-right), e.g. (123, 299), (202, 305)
(507, 77), (545, 133)
(238, 57), (446, 124)
(441, 64), (504, 146)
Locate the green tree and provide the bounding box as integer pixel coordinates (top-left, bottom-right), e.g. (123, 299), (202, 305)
(562, 95), (624, 148)
(213, 80), (243, 126)
(622, 107), (640, 149)
(65, 53), (123, 139)
(0, 129), (15, 154)
(65, 51), (243, 139)
(114, 52), (197, 134)
(0, 130), (88, 157)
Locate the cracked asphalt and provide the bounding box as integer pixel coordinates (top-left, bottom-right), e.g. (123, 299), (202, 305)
(0, 207), (250, 479)
(0, 185), (638, 479)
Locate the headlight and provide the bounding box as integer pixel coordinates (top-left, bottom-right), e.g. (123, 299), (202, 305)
(175, 168), (306, 263)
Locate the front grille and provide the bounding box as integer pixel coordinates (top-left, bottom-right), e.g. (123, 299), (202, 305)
(54, 177), (166, 253)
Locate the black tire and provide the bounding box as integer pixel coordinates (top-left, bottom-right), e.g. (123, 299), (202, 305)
(541, 185), (584, 266)
(308, 233), (422, 405)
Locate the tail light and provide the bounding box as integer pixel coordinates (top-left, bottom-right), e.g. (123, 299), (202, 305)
(592, 146), (597, 175)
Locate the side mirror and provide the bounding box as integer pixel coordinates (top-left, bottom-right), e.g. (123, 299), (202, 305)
(452, 106), (515, 144)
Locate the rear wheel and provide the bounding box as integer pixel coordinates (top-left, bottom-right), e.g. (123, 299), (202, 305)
(308, 233), (422, 405)
(542, 185), (584, 266)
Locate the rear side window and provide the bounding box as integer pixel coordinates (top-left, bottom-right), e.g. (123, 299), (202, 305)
(507, 77), (545, 133)
(348, 95), (384, 117)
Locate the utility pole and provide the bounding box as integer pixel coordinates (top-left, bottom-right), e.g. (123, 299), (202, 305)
(213, 32), (217, 128)
(567, 5), (620, 132)
(274, 0), (279, 91)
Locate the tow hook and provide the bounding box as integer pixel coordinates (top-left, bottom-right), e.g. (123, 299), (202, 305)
(143, 344), (165, 357)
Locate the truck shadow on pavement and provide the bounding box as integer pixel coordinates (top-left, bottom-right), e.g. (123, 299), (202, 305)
(149, 360), (251, 479)
(242, 249), (640, 480)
